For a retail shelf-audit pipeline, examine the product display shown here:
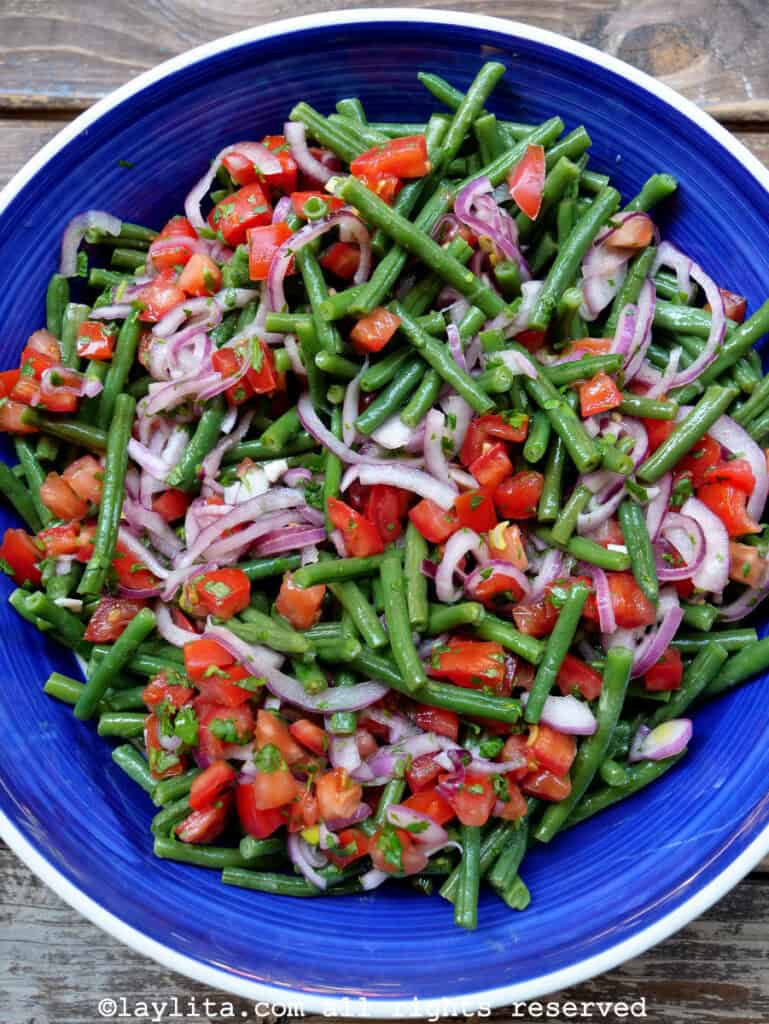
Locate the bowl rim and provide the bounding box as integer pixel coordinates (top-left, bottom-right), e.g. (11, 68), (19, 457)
(3, 7), (769, 1015)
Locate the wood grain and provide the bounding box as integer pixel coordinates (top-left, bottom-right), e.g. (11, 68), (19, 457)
(1, 0), (769, 118)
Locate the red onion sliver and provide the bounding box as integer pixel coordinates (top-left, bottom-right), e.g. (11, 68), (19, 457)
(680, 496), (730, 594)
(436, 528), (486, 603)
(709, 414), (768, 522)
(60, 210), (121, 276)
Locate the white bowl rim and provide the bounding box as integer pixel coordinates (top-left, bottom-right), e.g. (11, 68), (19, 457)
(3, 7), (769, 1015)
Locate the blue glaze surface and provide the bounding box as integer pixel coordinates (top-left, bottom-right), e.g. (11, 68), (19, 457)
(1, 14), (769, 1007)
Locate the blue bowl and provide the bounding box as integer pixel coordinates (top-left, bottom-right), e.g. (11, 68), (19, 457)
(2, 10), (769, 1014)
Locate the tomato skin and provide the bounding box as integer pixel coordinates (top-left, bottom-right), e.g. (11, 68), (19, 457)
(350, 307), (401, 354)
(583, 572), (656, 629)
(287, 788), (319, 833)
(183, 638), (235, 679)
(289, 718), (328, 756)
(0, 369), (20, 397)
(729, 541), (768, 587)
(495, 778), (528, 821)
(247, 222), (293, 281)
(62, 455), (103, 505)
(190, 760), (236, 811)
(513, 597), (559, 637)
(643, 417), (675, 453)
(142, 673), (194, 711)
(522, 769), (572, 802)
(370, 827), (428, 875)
(408, 498), (459, 543)
(275, 572), (326, 630)
(111, 541), (159, 592)
(138, 269), (186, 323)
(37, 521), (94, 561)
(185, 567), (251, 619)
(183, 639), (254, 707)
(151, 488), (190, 523)
(431, 639), (506, 693)
(177, 253), (222, 297)
(500, 734), (537, 782)
(405, 752), (442, 793)
(208, 183), (272, 246)
(528, 724), (577, 776)
(557, 653), (603, 700)
(444, 771), (495, 827)
(705, 288), (746, 323)
(414, 705), (459, 741)
(674, 434), (721, 488)
(76, 321), (115, 361)
(355, 171), (402, 204)
(403, 786), (454, 825)
(578, 371), (623, 418)
(0, 400), (38, 434)
(487, 521), (528, 570)
(644, 647), (684, 692)
(40, 472), (89, 520)
(697, 483), (760, 538)
(454, 488), (498, 532)
(251, 764), (300, 811)
(176, 792), (232, 844)
(84, 596), (145, 642)
(320, 241), (360, 280)
(494, 471), (544, 520)
(236, 784), (285, 838)
(255, 709), (307, 767)
(507, 144), (546, 220)
(327, 497), (384, 557)
(0, 528), (41, 585)
(196, 701), (255, 762)
(606, 213), (654, 250)
(460, 414), (529, 466)
(316, 768), (363, 822)
(364, 484), (408, 543)
(702, 458), (755, 493)
(325, 827), (371, 868)
(150, 216), (198, 270)
(469, 443), (513, 489)
(352, 135), (430, 179)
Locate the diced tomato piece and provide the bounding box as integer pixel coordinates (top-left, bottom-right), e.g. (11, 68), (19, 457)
(245, 340), (279, 395)
(151, 488), (191, 523)
(487, 521), (528, 570)
(702, 458), (755, 493)
(507, 144), (546, 220)
(177, 252), (222, 297)
(261, 135), (299, 194)
(211, 347), (251, 407)
(729, 541), (768, 587)
(142, 672), (194, 711)
(350, 307), (401, 354)
(37, 521), (94, 561)
(149, 216), (198, 270)
(208, 183), (272, 246)
(236, 784), (286, 838)
(137, 269), (186, 323)
(500, 734), (536, 782)
(355, 170), (403, 204)
(194, 664), (256, 708)
(327, 497), (384, 557)
(40, 472), (88, 520)
(705, 288), (747, 323)
(8, 376), (41, 407)
(0, 528), (41, 585)
(408, 498), (459, 543)
(189, 760), (236, 811)
(316, 768), (363, 822)
(352, 135), (430, 179)
(290, 191), (344, 219)
(454, 488), (497, 532)
(320, 241), (360, 280)
(460, 413), (529, 466)
(605, 213), (654, 250)
(111, 540), (159, 592)
(472, 566), (527, 606)
(697, 482), (761, 538)
(289, 719), (328, 756)
(84, 596), (145, 642)
(275, 572), (326, 630)
(76, 321), (116, 361)
(444, 771), (495, 827)
(513, 597), (559, 637)
(528, 724), (577, 776)
(183, 638), (235, 680)
(184, 567), (251, 619)
(251, 756), (300, 811)
(644, 647), (684, 692)
(495, 777), (529, 821)
(62, 455), (103, 505)
(287, 788), (320, 833)
(579, 371), (622, 417)
(354, 728), (378, 760)
(0, 369), (20, 398)
(247, 221), (293, 281)
(19, 342), (58, 380)
(370, 827), (428, 875)
(363, 484), (409, 543)
(414, 705), (459, 741)
(643, 417), (675, 453)
(406, 752), (442, 793)
(196, 701), (255, 761)
(583, 572), (656, 630)
(566, 337), (613, 356)
(557, 653), (603, 701)
(403, 786), (454, 825)
(521, 769), (572, 802)
(494, 471), (544, 519)
(674, 434), (721, 488)
(0, 400), (37, 434)
(515, 329), (547, 352)
(255, 709), (307, 766)
(145, 714), (187, 780)
(176, 792), (232, 844)
(325, 827), (371, 868)
(430, 639), (506, 693)
(469, 443), (513, 489)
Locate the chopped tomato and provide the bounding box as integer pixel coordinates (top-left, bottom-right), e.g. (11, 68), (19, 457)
(261, 135), (299, 194)
(184, 567), (251, 619)
(289, 718), (328, 756)
(0, 528), (41, 585)
(62, 455), (103, 505)
(403, 786), (454, 825)
(521, 769), (572, 802)
(606, 213), (654, 250)
(494, 471), (544, 520)
(354, 171), (402, 204)
(76, 321), (116, 360)
(84, 596), (145, 642)
(567, 337), (612, 355)
(275, 572), (326, 630)
(469, 442), (513, 489)
(729, 541), (768, 587)
(137, 269), (186, 323)
(149, 216), (198, 270)
(178, 253), (222, 296)
(454, 488), (497, 532)
(408, 498), (459, 543)
(350, 307), (401, 354)
(142, 672), (194, 711)
(579, 371), (622, 417)
(290, 191), (344, 219)
(38, 368), (81, 414)
(702, 458), (755, 493)
(183, 638), (234, 680)
(236, 785), (285, 838)
(354, 728), (378, 760)
(211, 347), (250, 406)
(643, 417), (675, 453)
(40, 472), (88, 520)
(370, 827), (428, 875)
(507, 144), (546, 220)
(208, 183), (272, 246)
(431, 639), (506, 693)
(674, 435), (721, 488)
(287, 788), (319, 833)
(197, 701), (255, 760)
(8, 377), (41, 408)
(705, 288), (746, 323)
(189, 760), (236, 811)
(246, 340), (279, 394)
(175, 792), (232, 844)
(644, 647), (684, 692)
(195, 665), (256, 708)
(515, 329), (547, 353)
(406, 752), (442, 793)
(251, 756), (300, 811)
(500, 734), (536, 782)
(0, 400), (38, 434)
(528, 724), (577, 776)
(364, 484), (409, 543)
(472, 566), (527, 606)
(414, 706), (459, 741)
(698, 482), (760, 538)
(111, 541), (159, 592)
(145, 714), (187, 780)
(0, 369), (20, 398)
(255, 709), (307, 766)
(557, 653), (603, 701)
(316, 768), (363, 822)
(151, 488), (190, 523)
(37, 521), (94, 561)
(351, 135), (430, 180)
(584, 572), (656, 630)
(495, 778), (528, 820)
(460, 413), (529, 466)
(487, 521), (528, 570)
(19, 341), (58, 379)
(513, 597), (559, 637)
(444, 771), (495, 827)
(325, 827), (371, 868)
(327, 497), (384, 557)
(247, 221), (292, 281)
(320, 241), (360, 280)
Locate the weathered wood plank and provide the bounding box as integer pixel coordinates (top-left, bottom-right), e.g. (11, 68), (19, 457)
(1, 0), (769, 118)
(2, 842), (769, 1024)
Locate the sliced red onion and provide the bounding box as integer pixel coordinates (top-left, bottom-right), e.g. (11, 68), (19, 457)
(423, 408), (452, 488)
(205, 510), (306, 564)
(655, 512), (705, 582)
(629, 719), (692, 763)
(436, 528), (486, 603)
(201, 409), (254, 483)
(60, 210), (121, 276)
(153, 296), (221, 341)
(455, 175), (529, 275)
(323, 804), (372, 832)
(465, 560), (530, 601)
(582, 563), (616, 634)
(528, 548), (564, 600)
(489, 349), (538, 379)
(297, 392), (419, 469)
(680, 496), (730, 594)
(358, 463), (456, 510)
(371, 414), (415, 451)
(519, 692), (597, 735)
(329, 734), (362, 774)
(386, 804), (448, 847)
(366, 733), (456, 780)
(147, 234), (209, 271)
(89, 303), (133, 321)
(709, 414), (768, 522)
(360, 868), (389, 891)
(123, 499), (182, 558)
(287, 833), (328, 890)
(342, 360), (366, 448)
(647, 346), (681, 399)
(185, 143), (280, 231)
(446, 323), (467, 373)
(116, 526), (170, 580)
(717, 580), (769, 621)
(127, 438), (173, 481)
(285, 121), (334, 185)
(253, 525), (327, 556)
(631, 589), (684, 678)
(155, 602), (195, 648)
(440, 394), (473, 452)
(646, 473), (672, 541)
(39, 366), (103, 401)
(577, 481), (625, 533)
(623, 278), (656, 380)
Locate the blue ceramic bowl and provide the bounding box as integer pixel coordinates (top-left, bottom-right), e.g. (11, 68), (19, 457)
(2, 10), (769, 1014)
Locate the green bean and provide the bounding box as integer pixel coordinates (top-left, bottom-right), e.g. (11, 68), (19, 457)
(404, 522), (429, 632)
(292, 554), (384, 588)
(672, 628), (757, 654)
(0, 461), (42, 531)
(433, 62), (507, 171)
(551, 485), (592, 546)
(14, 438), (53, 527)
(536, 645), (633, 841)
(400, 368), (441, 428)
(74, 607), (155, 719)
(229, 612), (310, 656)
(735, 371), (769, 425)
(522, 411), (551, 463)
(154, 836), (252, 870)
(566, 753), (685, 827)
(56, 302), (89, 369)
(35, 435), (60, 462)
(352, 649), (521, 723)
(153, 769), (201, 807)
(705, 637), (769, 697)
(19, 408), (106, 451)
(240, 835), (286, 862)
(90, 647), (179, 680)
(537, 431), (567, 522)
(636, 385), (738, 483)
(535, 526), (632, 571)
(543, 353), (623, 387)
(111, 744), (156, 795)
(680, 602), (718, 632)
(355, 355), (425, 433)
(525, 583), (590, 724)
(495, 260), (522, 299)
(9, 589), (52, 632)
(45, 274), (70, 338)
(257, 406), (302, 452)
(474, 113), (503, 164)
(651, 642), (728, 726)
(618, 499), (659, 605)
(618, 393), (677, 420)
(516, 157), (581, 240)
(222, 868), (361, 897)
(166, 396), (226, 490)
(97, 711), (145, 738)
(529, 186), (621, 331)
(44, 671), (85, 705)
(602, 246), (658, 339)
(475, 612), (545, 664)
(328, 580), (387, 650)
(288, 102), (362, 163)
(380, 546), (426, 693)
(677, 302), (769, 404)
(360, 349), (410, 392)
(426, 601), (485, 634)
(25, 591), (85, 647)
(151, 797), (191, 837)
(110, 247), (146, 271)
(373, 778), (406, 827)
(96, 310), (141, 429)
(238, 555), (302, 581)
(403, 238), (474, 317)
(105, 685), (149, 711)
(529, 232), (558, 276)
(315, 351), (358, 379)
(368, 121), (428, 135)
(454, 825), (481, 930)
(440, 819), (518, 903)
(599, 759), (631, 787)
(327, 670), (359, 736)
(295, 320), (326, 413)
(335, 97), (367, 123)
(295, 243), (340, 354)
(546, 126), (592, 168)
(487, 819), (529, 909)
(624, 173), (678, 212)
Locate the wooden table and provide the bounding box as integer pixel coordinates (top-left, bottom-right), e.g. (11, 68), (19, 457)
(3, 2), (769, 1021)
